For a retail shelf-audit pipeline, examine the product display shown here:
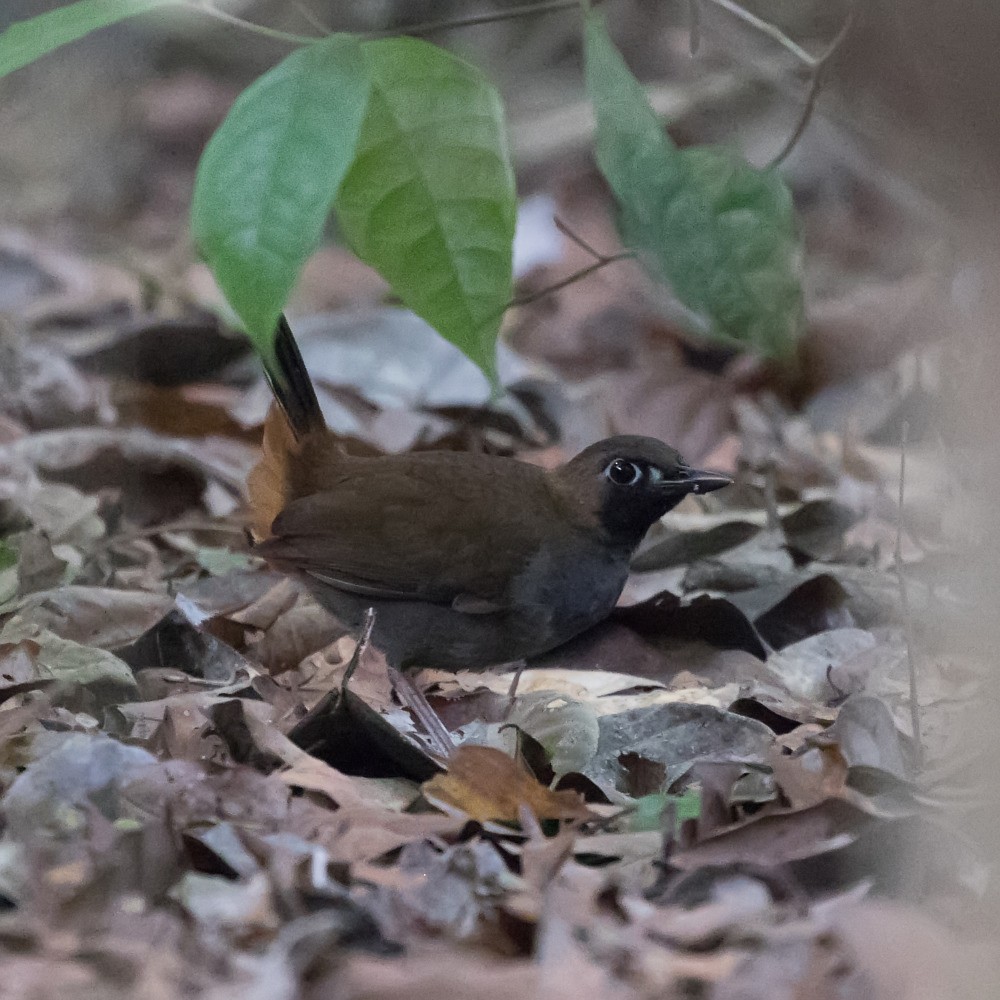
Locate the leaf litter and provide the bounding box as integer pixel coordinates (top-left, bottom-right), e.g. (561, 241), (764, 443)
(0, 31), (990, 998)
(0, 327), (979, 1000)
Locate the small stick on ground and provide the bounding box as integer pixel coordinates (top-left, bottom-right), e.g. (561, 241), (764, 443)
(894, 420), (924, 770)
(504, 660), (528, 718)
(343, 609), (454, 758)
(389, 667), (455, 758)
(341, 608), (376, 690)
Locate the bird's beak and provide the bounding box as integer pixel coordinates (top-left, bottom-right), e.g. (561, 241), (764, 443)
(685, 469), (733, 494)
(656, 468), (732, 494)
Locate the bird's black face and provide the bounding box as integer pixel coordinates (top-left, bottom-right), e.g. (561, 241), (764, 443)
(565, 435), (731, 548)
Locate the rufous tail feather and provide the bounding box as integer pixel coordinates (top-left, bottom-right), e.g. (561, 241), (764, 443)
(247, 314), (327, 539)
(247, 403), (299, 540)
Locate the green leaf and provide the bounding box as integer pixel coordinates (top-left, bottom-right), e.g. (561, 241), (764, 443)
(195, 546), (252, 576)
(0, 540), (17, 606)
(508, 692), (600, 777)
(631, 788), (701, 832)
(0, 540), (16, 573)
(192, 35), (371, 368)
(0, 0), (179, 78)
(584, 12), (803, 358)
(335, 36), (516, 380)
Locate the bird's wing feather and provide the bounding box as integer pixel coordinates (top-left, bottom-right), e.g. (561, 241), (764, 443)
(254, 452), (556, 608)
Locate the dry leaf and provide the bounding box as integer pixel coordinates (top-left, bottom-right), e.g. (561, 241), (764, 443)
(423, 745), (592, 823)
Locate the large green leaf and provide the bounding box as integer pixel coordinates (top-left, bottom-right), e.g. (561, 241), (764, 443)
(584, 12), (803, 358)
(192, 35), (371, 368)
(335, 36), (517, 379)
(0, 0), (179, 78)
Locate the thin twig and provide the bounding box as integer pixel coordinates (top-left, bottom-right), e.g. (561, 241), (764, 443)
(767, 61), (826, 168)
(341, 608), (375, 690)
(700, 0), (817, 66)
(688, 0), (702, 55)
(371, 0), (592, 39)
(894, 420), (924, 770)
(553, 215), (607, 261)
(504, 661), (527, 717)
(509, 216), (637, 309)
(767, 1), (858, 167)
(389, 666), (455, 758)
(187, 3), (320, 45)
(509, 253), (636, 308)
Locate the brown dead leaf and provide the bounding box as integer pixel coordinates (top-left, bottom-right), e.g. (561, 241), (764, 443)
(292, 800), (463, 865)
(669, 798), (871, 871)
(245, 591), (347, 675)
(769, 745), (850, 810)
(112, 381), (253, 441)
(279, 753), (364, 808)
(227, 577), (298, 630)
(0, 426), (256, 500)
(423, 745), (592, 823)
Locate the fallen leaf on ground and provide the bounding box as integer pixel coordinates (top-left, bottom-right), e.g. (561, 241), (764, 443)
(423, 745), (593, 823)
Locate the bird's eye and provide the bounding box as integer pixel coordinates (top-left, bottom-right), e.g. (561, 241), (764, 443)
(604, 458), (643, 486)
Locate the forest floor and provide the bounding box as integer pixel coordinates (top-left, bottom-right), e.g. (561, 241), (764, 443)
(0, 4), (995, 998)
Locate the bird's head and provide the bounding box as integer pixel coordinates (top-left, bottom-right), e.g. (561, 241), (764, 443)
(555, 435), (732, 547)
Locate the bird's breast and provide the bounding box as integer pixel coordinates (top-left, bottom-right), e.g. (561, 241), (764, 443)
(510, 538), (630, 645)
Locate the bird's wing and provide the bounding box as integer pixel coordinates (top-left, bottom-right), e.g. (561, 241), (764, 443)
(253, 452), (554, 609)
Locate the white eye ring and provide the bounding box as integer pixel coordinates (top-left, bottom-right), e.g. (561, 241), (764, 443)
(604, 458), (642, 486)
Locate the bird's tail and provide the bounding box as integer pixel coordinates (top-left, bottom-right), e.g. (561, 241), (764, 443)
(262, 313), (326, 441)
(248, 314), (326, 538)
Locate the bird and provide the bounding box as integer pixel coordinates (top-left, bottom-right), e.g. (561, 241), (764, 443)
(248, 316), (731, 730)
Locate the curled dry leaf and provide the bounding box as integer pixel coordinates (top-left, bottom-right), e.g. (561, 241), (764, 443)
(12, 587), (172, 648)
(423, 745), (593, 823)
(456, 691), (601, 778)
(765, 628), (878, 702)
(812, 695), (911, 780)
(583, 702), (776, 801)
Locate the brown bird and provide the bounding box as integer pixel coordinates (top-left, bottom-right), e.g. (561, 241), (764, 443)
(249, 316), (731, 711)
